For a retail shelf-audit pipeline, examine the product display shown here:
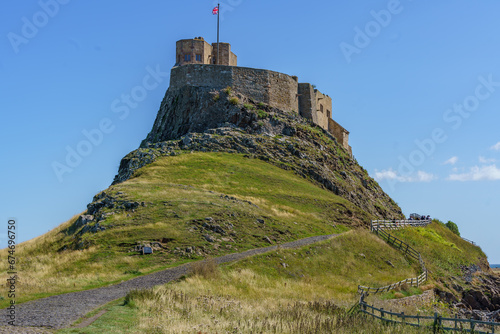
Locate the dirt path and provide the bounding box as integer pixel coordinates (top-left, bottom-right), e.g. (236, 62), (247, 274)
(1, 234), (337, 332)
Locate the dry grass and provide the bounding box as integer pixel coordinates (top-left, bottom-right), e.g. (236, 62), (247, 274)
(188, 258), (219, 279)
(123, 232), (432, 333)
(127, 268), (429, 334)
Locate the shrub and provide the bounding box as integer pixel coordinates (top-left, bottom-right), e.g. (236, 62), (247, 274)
(224, 86), (232, 95)
(256, 109), (268, 118)
(188, 258), (219, 279)
(229, 97), (239, 105)
(244, 103), (255, 110)
(213, 93), (220, 102)
(445, 221), (460, 236)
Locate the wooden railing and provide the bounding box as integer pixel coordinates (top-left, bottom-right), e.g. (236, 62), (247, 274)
(371, 220), (431, 231)
(359, 298), (500, 333)
(462, 237), (477, 246)
(357, 220), (431, 295)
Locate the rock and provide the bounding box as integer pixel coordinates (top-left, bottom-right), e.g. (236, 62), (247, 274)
(281, 263), (288, 268)
(359, 253), (366, 259)
(256, 219), (265, 224)
(435, 288), (458, 304)
(186, 247), (193, 253)
(204, 235), (215, 243)
(124, 201), (139, 210)
(264, 236), (272, 244)
(73, 215), (94, 230)
(463, 290), (493, 311)
(385, 260), (395, 268)
(213, 225), (225, 235)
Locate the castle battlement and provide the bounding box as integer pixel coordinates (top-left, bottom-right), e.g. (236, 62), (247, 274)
(175, 37), (237, 66)
(171, 38), (350, 153)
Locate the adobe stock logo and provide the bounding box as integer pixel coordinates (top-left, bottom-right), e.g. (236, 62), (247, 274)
(385, 74), (500, 191)
(51, 65), (169, 183)
(340, 0), (414, 64)
(7, 0), (71, 54)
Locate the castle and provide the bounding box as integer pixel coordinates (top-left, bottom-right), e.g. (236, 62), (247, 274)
(172, 37), (351, 154)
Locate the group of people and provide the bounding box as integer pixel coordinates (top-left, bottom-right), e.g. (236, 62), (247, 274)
(409, 214), (431, 221)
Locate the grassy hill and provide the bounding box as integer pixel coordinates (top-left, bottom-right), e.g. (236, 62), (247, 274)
(1, 152), (489, 333)
(0, 152), (373, 308)
(55, 221), (488, 334)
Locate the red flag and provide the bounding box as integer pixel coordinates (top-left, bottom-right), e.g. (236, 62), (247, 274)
(212, 6), (219, 15)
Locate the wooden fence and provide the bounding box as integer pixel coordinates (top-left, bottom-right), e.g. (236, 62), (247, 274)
(357, 220), (431, 295)
(371, 220), (432, 231)
(359, 299), (500, 333)
(462, 237), (477, 246)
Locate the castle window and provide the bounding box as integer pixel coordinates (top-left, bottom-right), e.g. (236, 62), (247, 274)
(184, 54), (191, 61)
(320, 104), (324, 113)
(196, 54), (202, 61)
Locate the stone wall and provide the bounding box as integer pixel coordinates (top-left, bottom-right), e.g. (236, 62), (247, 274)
(176, 38), (213, 66)
(212, 43), (237, 66)
(170, 64), (350, 152)
(298, 83), (316, 123)
(170, 64), (298, 112)
(329, 119), (351, 154)
(314, 90), (332, 131)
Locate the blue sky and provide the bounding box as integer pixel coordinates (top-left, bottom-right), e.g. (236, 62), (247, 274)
(1, 0), (499, 263)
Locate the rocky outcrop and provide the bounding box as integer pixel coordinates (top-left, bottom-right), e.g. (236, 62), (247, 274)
(63, 191), (148, 247)
(460, 273), (500, 311)
(112, 85), (404, 220)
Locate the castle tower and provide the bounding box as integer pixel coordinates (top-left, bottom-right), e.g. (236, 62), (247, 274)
(175, 37), (214, 66)
(211, 42), (237, 66)
(175, 37), (237, 66)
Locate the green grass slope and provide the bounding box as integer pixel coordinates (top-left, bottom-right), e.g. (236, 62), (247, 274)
(0, 152), (373, 308)
(55, 222), (490, 333)
(56, 229), (430, 334)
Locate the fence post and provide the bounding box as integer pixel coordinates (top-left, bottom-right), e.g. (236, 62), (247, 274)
(433, 312), (438, 333)
(471, 318), (475, 333)
(401, 312), (405, 326)
(380, 308), (384, 320)
(454, 314), (458, 330)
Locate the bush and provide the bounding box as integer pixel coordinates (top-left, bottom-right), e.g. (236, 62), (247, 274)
(256, 109), (268, 118)
(213, 93), (220, 102)
(258, 102), (266, 108)
(224, 86), (232, 95)
(188, 258), (219, 279)
(445, 221), (460, 236)
(244, 103), (255, 110)
(229, 97), (239, 105)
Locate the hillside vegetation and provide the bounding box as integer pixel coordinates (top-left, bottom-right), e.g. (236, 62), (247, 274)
(0, 152), (372, 308)
(56, 222), (488, 334)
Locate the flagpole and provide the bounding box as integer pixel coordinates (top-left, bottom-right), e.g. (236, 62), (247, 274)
(217, 3), (220, 65)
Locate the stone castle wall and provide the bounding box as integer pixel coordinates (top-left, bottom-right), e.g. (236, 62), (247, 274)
(170, 64), (299, 112)
(170, 63), (350, 154)
(212, 43), (237, 66)
(175, 38), (237, 66)
(313, 90), (332, 131)
(329, 119), (351, 154)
